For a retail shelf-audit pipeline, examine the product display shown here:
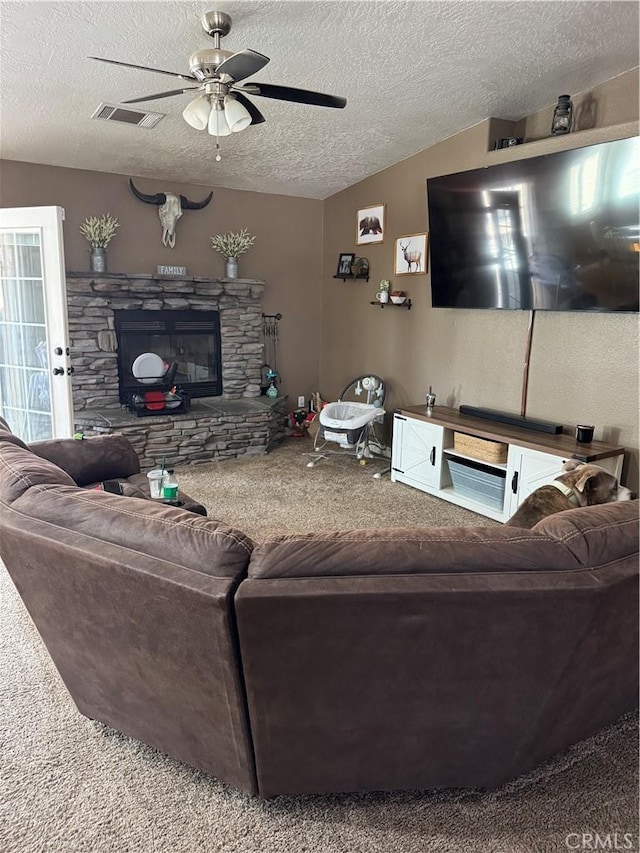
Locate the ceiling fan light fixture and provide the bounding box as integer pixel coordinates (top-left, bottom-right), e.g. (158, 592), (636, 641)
(91, 10), (346, 162)
(224, 95), (251, 132)
(208, 100), (232, 136)
(182, 94), (210, 130)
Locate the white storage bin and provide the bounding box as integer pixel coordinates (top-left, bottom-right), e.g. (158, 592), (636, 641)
(448, 458), (506, 510)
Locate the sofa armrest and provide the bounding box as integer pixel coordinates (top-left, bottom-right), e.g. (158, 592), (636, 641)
(29, 434), (141, 485)
(533, 501), (639, 565)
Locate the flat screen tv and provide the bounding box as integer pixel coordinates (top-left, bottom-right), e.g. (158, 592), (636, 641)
(426, 136), (639, 311)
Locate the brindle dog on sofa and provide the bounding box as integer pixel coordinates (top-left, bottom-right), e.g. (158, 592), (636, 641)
(506, 459), (634, 529)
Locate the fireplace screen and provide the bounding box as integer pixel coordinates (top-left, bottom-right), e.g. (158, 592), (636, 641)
(114, 310), (222, 403)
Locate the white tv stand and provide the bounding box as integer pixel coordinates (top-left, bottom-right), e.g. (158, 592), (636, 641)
(391, 405), (625, 523)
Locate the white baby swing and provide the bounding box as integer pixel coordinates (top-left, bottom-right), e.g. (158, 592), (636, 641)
(306, 375), (390, 477)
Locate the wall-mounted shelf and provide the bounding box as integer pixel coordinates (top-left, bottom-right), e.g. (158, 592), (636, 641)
(334, 274), (370, 282)
(370, 299), (412, 310)
(487, 119), (637, 157)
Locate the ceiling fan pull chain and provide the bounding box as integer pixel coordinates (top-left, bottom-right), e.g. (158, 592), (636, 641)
(215, 138), (222, 162)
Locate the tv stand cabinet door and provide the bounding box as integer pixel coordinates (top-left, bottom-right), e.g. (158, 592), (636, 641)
(391, 413), (443, 491)
(506, 446), (625, 519)
(506, 447), (568, 518)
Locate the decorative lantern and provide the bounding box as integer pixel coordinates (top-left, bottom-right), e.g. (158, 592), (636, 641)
(551, 95), (573, 135)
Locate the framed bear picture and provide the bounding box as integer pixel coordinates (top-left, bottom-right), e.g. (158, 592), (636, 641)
(356, 204), (385, 245)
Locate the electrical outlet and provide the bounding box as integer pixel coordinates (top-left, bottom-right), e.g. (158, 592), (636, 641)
(297, 395), (305, 408)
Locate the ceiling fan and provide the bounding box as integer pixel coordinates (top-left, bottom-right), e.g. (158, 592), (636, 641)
(90, 10), (346, 160)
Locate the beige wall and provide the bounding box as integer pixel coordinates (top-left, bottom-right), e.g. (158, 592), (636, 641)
(321, 69), (640, 488)
(522, 68), (639, 141)
(1, 67), (638, 486)
(0, 161), (323, 405)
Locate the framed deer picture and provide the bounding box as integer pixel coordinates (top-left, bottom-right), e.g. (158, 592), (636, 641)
(394, 233), (429, 275)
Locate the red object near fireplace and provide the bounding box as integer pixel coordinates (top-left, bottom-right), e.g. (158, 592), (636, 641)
(143, 391), (166, 411)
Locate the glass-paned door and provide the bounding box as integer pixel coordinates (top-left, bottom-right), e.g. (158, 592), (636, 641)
(0, 206), (73, 440)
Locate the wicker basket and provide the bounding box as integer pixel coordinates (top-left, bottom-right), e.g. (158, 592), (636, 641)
(453, 432), (508, 464)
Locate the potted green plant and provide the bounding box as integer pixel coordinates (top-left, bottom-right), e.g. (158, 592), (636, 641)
(350, 256), (369, 278)
(210, 228), (256, 279)
(376, 279), (391, 303)
(80, 213), (120, 273)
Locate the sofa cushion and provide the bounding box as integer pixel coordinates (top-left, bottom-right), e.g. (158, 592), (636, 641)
(29, 434), (140, 486)
(248, 524), (581, 579)
(534, 501), (639, 567)
(10, 483), (253, 578)
(0, 416), (21, 437)
(0, 432), (76, 504)
(0, 428), (252, 578)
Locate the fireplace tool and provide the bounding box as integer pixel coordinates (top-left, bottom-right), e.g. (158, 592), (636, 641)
(261, 313), (282, 395)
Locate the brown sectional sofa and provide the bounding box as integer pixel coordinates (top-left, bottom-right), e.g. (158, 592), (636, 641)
(0, 420), (638, 798)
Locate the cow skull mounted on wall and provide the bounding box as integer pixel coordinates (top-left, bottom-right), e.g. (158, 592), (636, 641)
(128, 179), (213, 248)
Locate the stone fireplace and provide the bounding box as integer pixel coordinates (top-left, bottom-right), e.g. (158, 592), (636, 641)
(67, 272), (285, 468)
(114, 308), (223, 408)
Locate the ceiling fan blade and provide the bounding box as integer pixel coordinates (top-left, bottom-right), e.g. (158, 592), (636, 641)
(89, 56), (196, 83)
(236, 82), (346, 109)
(123, 87), (200, 104)
(233, 92), (266, 125)
(216, 49), (270, 83)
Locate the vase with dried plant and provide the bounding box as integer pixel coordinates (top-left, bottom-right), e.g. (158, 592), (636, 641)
(210, 228), (256, 279)
(80, 213), (120, 273)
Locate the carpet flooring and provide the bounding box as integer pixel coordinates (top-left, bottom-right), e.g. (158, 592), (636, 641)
(177, 438), (498, 541)
(1, 440), (638, 853)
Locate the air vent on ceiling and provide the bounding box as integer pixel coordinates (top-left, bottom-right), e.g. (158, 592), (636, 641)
(91, 103), (164, 129)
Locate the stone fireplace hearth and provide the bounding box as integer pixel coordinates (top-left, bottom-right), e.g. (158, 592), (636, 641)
(67, 273), (285, 469)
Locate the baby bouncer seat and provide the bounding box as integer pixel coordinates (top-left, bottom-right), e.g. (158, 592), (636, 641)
(307, 375), (389, 477)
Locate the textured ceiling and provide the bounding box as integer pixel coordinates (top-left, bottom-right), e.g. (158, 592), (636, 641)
(0, 1), (638, 199)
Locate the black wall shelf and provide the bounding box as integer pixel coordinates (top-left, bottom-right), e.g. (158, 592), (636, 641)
(333, 274), (370, 282)
(370, 299), (412, 310)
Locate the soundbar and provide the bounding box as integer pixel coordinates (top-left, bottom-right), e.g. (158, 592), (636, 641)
(459, 406), (563, 434)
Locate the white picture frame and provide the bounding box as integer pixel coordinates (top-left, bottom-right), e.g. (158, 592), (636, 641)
(394, 233), (429, 275)
(356, 204), (385, 245)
